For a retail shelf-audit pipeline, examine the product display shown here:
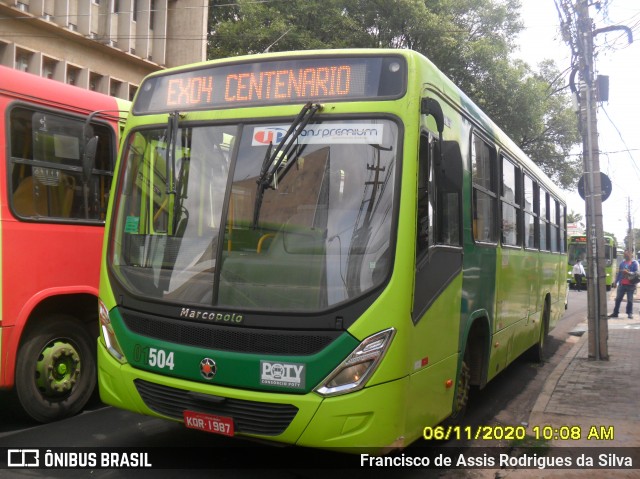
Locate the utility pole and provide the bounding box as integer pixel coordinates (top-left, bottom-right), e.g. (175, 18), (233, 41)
(576, 0), (608, 360)
(627, 197), (636, 256)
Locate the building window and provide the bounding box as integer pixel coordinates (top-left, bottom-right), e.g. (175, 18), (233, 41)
(16, 51), (30, 72)
(66, 65), (80, 86)
(150, 0), (155, 29)
(42, 58), (57, 79)
(90, 72), (103, 92)
(110, 79), (122, 97)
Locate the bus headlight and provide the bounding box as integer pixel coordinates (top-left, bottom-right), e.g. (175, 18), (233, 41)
(99, 299), (126, 363)
(315, 328), (395, 397)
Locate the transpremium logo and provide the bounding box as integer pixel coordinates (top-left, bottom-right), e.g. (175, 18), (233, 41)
(252, 127), (288, 146)
(252, 124), (384, 146)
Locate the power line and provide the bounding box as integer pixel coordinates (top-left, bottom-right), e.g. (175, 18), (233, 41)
(600, 104), (640, 181)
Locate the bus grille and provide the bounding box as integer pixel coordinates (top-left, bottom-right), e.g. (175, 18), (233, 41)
(134, 379), (298, 436)
(120, 308), (338, 355)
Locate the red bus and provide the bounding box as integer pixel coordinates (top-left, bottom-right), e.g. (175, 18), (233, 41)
(0, 66), (129, 422)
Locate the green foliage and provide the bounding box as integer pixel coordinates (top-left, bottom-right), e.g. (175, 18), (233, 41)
(567, 210), (583, 224)
(208, 0), (373, 57)
(207, 0), (581, 188)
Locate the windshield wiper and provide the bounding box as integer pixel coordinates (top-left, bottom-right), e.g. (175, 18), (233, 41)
(164, 111), (191, 235)
(172, 126), (191, 235)
(252, 102), (322, 228)
(166, 111), (180, 196)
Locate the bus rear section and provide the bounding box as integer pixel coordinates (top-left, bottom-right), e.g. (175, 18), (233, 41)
(0, 66), (128, 422)
(97, 49), (567, 451)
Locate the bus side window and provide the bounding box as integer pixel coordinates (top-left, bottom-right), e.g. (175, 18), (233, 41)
(417, 134), (462, 261)
(471, 134), (498, 243)
(523, 174), (537, 249)
(435, 140), (462, 246)
(416, 134), (432, 259)
(501, 156), (521, 247)
(9, 107), (114, 222)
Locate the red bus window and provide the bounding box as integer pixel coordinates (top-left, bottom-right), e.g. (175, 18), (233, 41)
(9, 107), (115, 221)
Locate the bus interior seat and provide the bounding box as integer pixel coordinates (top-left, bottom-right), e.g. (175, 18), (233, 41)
(13, 173), (76, 218)
(219, 207), (327, 309)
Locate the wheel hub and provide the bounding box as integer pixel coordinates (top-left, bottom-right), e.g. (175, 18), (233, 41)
(35, 341), (81, 397)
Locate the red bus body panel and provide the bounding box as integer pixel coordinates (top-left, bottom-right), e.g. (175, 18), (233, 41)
(0, 66), (122, 388)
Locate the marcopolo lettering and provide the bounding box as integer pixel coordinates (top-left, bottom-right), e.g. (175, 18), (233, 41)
(179, 308), (243, 323)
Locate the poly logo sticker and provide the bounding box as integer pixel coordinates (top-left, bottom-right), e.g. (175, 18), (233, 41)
(260, 361), (306, 389)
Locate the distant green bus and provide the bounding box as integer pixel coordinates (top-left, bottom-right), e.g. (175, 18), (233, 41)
(567, 234), (617, 290)
(97, 49), (567, 452)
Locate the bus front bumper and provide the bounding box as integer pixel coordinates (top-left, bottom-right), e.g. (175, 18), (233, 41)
(98, 341), (409, 452)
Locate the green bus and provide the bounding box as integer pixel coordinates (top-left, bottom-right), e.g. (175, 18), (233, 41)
(97, 49), (567, 452)
(567, 234), (617, 290)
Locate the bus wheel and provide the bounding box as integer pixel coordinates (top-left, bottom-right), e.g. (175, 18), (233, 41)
(449, 357), (471, 423)
(15, 316), (96, 423)
(528, 304), (549, 363)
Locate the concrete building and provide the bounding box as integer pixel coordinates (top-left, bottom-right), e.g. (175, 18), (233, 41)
(0, 0), (208, 101)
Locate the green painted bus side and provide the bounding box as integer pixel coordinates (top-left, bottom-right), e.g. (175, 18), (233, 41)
(97, 49), (567, 452)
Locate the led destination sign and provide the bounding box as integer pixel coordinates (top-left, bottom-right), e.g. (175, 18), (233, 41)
(133, 56), (406, 114)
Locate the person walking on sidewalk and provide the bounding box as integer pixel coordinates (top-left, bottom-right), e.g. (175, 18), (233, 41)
(609, 249), (639, 319)
(572, 259), (586, 291)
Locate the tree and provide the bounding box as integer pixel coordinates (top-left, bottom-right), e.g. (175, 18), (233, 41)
(207, 0), (373, 58)
(567, 211), (583, 224)
(207, 0), (581, 187)
(516, 61), (581, 188)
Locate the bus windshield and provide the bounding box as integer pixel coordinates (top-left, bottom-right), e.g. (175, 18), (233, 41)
(568, 236), (615, 267)
(109, 118), (398, 312)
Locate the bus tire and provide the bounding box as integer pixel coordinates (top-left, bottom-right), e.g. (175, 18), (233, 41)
(446, 355), (471, 424)
(15, 316), (96, 423)
(528, 303), (549, 363)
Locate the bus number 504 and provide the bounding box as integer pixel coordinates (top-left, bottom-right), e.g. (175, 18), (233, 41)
(135, 345), (175, 370)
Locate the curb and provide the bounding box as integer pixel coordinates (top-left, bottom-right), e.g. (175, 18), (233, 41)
(529, 331), (587, 418)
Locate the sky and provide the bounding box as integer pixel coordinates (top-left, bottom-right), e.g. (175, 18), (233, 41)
(516, 0), (640, 244)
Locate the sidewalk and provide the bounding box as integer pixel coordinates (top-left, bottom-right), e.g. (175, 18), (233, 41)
(529, 313), (640, 446)
(530, 293), (640, 448)
(488, 291), (640, 478)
